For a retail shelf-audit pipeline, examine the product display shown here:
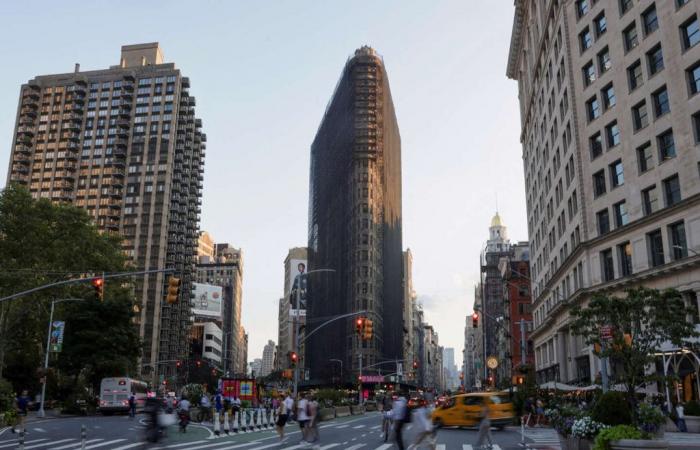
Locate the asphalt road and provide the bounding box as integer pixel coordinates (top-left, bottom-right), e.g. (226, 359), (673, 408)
(1, 412), (699, 450)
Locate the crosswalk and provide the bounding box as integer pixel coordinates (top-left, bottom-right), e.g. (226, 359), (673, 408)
(0, 437), (143, 450)
(523, 427), (561, 449)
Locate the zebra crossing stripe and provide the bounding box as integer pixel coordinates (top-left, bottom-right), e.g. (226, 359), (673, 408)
(162, 439), (211, 448)
(84, 439), (128, 449)
(213, 442), (265, 450)
(0, 439), (48, 449)
(335, 424), (349, 428)
(435, 445), (446, 450)
(109, 443), (146, 450)
(52, 439), (103, 450)
(345, 445), (365, 450)
(181, 439), (259, 450)
(373, 445), (393, 450)
(24, 439), (74, 449)
(319, 445), (340, 450)
(352, 425), (365, 429)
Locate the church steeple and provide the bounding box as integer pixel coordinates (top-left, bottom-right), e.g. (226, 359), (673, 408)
(487, 211), (509, 251)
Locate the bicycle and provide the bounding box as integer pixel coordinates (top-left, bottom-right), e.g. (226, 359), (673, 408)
(382, 410), (393, 442)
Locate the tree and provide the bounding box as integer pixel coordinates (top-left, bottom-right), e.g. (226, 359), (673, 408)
(0, 185), (140, 397)
(570, 287), (698, 419)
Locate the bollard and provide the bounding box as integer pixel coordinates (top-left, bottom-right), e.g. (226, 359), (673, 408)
(255, 408), (261, 430)
(18, 429), (25, 450)
(241, 409), (248, 432)
(233, 411), (239, 433)
(81, 424), (86, 450)
(214, 411), (221, 436)
(224, 411), (230, 435)
(262, 409), (268, 429)
(520, 416), (525, 446)
(248, 410), (254, 432)
(269, 409), (275, 429)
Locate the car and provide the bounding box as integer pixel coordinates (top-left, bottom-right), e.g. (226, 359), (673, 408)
(431, 392), (514, 430)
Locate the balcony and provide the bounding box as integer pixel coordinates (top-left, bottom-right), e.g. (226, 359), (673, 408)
(20, 107), (37, 118)
(14, 153), (31, 164)
(12, 165), (29, 175)
(63, 162), (77, 171)
(116, 118), (130, 128)
(15, 145), (32, 155)
(22, 91), (39, 103)
(67, 112), (83, 122)
(12, 173), (29, 184)
(122, 81), (134, 91)
(112, 147), (127, 158)
(66, 132), (80, 141)
(114, 138), (128, 148)
(75, 79), (87, 87)
(73, 85), (86, 95)
(72, 94), (85, 104)
(56, 171), (75, 181)
(71, 104), (84, 114)
(181, 77), (190, 88)
(106, 198), (121, 209)
(19, 117), (35, 127)
(66, 141), (79, 150)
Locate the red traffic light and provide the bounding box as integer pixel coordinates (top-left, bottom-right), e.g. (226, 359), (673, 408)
(472, 312), (479, 328)
(92, 277), (104, 301)
(196, 360), (202, 368)
(176, 360), (182, 368)
(412, 360), (419, 369)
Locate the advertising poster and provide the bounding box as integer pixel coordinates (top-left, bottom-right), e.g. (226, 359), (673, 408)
(50, 321), (65, 352)
(192, 282), (223, 318)
(288, 258), (308, 311)
(220, 378), (258, 403)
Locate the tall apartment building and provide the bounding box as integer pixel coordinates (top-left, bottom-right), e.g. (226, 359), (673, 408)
(507, 0), (700, 386)
(276, 247), (307, 371)
(261, 339), (276, 377)
(195, 244), (244, 376)
(307, 46), (403, 382)
(6, 43), (205, 379)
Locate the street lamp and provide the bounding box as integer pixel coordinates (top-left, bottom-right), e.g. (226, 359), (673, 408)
(38, 298), (85, 418)
(292, 268), (335, 397)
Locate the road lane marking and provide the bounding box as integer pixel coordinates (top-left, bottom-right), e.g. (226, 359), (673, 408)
(319, 445), (339, 450)
(104, 443), (144, 450)
(373, 445), (392, 450)
(84, 439), (127, 449)
(352, 425), (365, 429)
(183, 440), (260, 450)
(52, 439), (103, 450)
(0, 439), (48, 449)
(161, 440), (210, 448)
(215, 442), (266, 450)
(31, 428), (46, 433)
(462, 445), (473, 450)
(370, 425), (380, 430)
(335, 425), (349, 429)
(25, 439), (74, 449)
(436, 445), (446, 450)
(346, 445), (365, 450)
(248, 444), (298, 450)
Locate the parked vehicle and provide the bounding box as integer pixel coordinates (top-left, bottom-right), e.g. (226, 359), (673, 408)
(431, 392), (514, 429)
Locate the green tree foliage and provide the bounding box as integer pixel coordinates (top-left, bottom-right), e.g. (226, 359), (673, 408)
(591, 391), (632, 426)
(570, 287), (698, 418)
(0, 185), (140, 398)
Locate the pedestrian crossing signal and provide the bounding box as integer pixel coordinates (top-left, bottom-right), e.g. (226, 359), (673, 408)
(362, 319), (373, 341)
(166, 276), (181, 304)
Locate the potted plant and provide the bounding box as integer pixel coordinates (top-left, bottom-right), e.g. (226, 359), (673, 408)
(547, 406), (579, 450)
(571, 416), (607, 450)
(593, 425), (668, 450)
(637, 403), (666, 437)
(683, 400), (700, 433)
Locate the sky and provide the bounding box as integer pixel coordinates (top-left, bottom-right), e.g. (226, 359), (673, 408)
(0, 1), (526, 367)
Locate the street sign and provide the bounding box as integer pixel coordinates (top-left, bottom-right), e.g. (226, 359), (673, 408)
(397, 362), (403, 376)
(475, 379), (482, 388)
(360, 375), (384, 383)
(289, 309), (307, 318)
(600, 325), (613, 340)
(49, 321), (65, 352)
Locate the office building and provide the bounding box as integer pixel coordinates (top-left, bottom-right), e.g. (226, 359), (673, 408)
(507, 0), (700, 387)
(276, 247), (307, 371)
(6, 43), (205, 380)
(197, 231), (215, 260)
(403, 249), (416, 377)
(307, 46), (404, 383)
(261, 340), (276, 377)
(195, 244), (244, 376)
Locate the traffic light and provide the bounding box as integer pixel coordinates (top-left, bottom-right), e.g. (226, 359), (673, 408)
(289, 351), (298, 367)
(362, 319), (373, 340)
(356, 317), (365, 335)
(412, 360), (419, 369)
(92, 277), (104, 301)
(166, 276), (181, 304)
(516, 376), (525, 385)
(176, 360), (182, 368)
(472, 312), (479, 328)
(195, 360), (202, 368)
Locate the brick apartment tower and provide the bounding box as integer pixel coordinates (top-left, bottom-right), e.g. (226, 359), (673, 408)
(6, 43), (205, 381)
(308, 46), (403, 384)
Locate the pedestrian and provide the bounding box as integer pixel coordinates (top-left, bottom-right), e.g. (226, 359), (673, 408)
(523, 397), (533, 427)
(408, 400), (436, 450)
(474, 401), (494, 450)
(11, 390), (30, 434)
(676, 402), (688, 432)
(284, 392), (295, 422)
(128, 392), (136, 419)
(215, 389), (224, 417)
(307, 394), (320, 447)
(382, 393), (393, 413)
(392, 392), (409, 450)
(275, 393), (289, 442)
(178, 395), (191, 433)
(232, 395), (242, 414)
(535, 398), (545, 427)
(200, 392), (212, 422)
(296, 392), (310, 443)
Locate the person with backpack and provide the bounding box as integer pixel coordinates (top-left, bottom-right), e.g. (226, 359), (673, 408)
(392, 392), (409, 450)
(275, 393), (289, 442)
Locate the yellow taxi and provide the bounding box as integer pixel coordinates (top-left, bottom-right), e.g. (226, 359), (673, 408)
(431, 392), (514, 429)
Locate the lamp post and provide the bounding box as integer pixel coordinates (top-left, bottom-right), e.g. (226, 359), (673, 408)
(38, 298), (85, 418)
(292, 268), (335, 397)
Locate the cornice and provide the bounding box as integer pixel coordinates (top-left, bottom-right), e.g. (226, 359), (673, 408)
(506, 0), (526, 80)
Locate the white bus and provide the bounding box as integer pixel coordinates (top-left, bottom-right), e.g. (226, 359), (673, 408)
(99, 377), (148, 414)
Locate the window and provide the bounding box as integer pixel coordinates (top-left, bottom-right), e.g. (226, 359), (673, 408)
(601, 249), (615, 282)
(642, 5), (659, 35)
(590, 132), (603, 159)
(677, 0), (689, 7)
(652, 87), (670, 117)
(613, 200), (629, 227)
(657, 130), (676, 160)
(580, 27), (593, 52)
(647, 229), (665, 267)
(642, 185), (659, 215)
(620, 0), (633, 15)
(598, 47), (612, 73)
(577, 0), (590, 18)
(687, 62), (700, 95)
(595, 13), (607, 37)
(618, 242), (633, 276)
(669, 221), (688, 260)
(628, 60), (643, 90)
(597, 209), (611, 234)
(663, 174), (681, 206)
(587, 96), (601, 121)
(583, 62), (596, 87)
(593, 170), (606, 197)
(624, 23), (639, 51)
(602, 84), (616, 109)
(610, 160), (624, 187)
(606, 121), (620, 147)
(647, 45), (664, 75)
(632, 101), (649, 130)
(637, 142), (654, 172)
(682, 16), (700, 50)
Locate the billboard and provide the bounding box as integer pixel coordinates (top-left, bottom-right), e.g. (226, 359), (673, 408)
(50, 321), (65, 352)
(288, 259), (308, 309)
(192, 283), (223, 318)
